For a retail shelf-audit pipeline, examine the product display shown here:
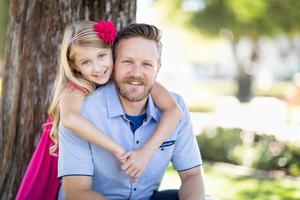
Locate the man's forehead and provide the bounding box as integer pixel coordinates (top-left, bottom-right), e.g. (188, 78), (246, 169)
(118, 37), (156, 48)
(117, 37), (159, 56)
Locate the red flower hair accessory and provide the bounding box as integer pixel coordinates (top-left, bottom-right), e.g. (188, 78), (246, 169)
(93, 20), (117, 44)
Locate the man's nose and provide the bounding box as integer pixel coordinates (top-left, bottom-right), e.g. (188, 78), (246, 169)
(129, 64), (143, 76)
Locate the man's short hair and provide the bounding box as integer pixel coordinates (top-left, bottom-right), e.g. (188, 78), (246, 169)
(113, 23), (162, 64)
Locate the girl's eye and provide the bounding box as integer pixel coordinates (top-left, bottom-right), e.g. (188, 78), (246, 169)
(81, 60), (90, 66)
(99, 53), (106, 58)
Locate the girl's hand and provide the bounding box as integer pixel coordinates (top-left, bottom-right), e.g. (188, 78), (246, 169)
(120, 148), (152, 182)
(114, 147), (127, 164)
(115, 152), (127, 164)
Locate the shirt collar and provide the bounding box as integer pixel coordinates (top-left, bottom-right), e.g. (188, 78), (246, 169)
(145, 94), (159, 122)
(104, 81), (159, 122)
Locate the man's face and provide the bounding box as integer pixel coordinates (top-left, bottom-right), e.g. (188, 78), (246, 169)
(114, 37), (160, 102)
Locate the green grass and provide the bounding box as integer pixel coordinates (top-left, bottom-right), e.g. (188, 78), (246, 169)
(187, 79), (237, 112)
(165, 162), (300, 200)
(189, 80), (237, 97)
(186, 80), (292, 113)
(253, 81), (291, 98)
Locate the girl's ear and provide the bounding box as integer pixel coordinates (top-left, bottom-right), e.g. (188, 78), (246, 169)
(69, 61), (80, 72)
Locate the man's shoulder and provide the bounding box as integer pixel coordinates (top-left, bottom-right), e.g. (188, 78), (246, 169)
(80, 82), (112, 116)
(170, 92), (182, 101)
(86, 84), (106, 101)
(170, 92), (187, 110)
(152, 92), (186, 114)
(83, 81), (114, 104)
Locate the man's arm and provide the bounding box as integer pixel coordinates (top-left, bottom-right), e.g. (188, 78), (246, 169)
(178, 166), (205, 200)
(63, 176), (107, 200)
(58, 103), (107, 199)
(170, 94), (205, 199)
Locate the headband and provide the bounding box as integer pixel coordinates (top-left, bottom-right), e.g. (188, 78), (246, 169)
(69, 20), (117, 45)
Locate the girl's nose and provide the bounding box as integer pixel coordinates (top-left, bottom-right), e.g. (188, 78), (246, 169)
(93, 61), (106, 73)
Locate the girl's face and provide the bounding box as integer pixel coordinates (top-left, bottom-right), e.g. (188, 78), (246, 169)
(71, 46), (113, 85)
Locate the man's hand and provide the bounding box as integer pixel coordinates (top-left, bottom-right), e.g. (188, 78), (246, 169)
(119, 148), (152, 182)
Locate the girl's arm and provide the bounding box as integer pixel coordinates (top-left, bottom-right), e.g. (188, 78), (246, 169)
(121, 82), (183, 179)
(144, 81), (183, 152)
(59, 89), (125, 157)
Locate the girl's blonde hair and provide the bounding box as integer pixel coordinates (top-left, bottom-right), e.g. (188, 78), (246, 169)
(48, 21), (112, 155)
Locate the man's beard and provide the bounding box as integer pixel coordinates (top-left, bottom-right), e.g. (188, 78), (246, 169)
(115, 76), (154, 102)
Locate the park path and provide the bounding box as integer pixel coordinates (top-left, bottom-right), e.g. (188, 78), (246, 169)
(190, 96), (300, 142)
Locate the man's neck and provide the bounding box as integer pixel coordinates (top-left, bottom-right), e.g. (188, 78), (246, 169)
(118, 95), (148, 116)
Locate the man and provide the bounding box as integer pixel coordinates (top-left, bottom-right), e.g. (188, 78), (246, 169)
(58, 23), (205, 200)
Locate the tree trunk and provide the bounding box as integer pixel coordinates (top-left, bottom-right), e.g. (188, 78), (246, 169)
(0, 1), (136, 199)
(231, 39), (259, 102)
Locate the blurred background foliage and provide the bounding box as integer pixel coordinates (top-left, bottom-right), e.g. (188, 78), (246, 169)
(155, 0), (300, 102)
(197, 127), (300, 176)
(156, 0), (300, 37)
(143, 0), (300, 199)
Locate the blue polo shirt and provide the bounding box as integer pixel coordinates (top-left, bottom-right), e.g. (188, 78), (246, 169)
(58, 81), (202, 200)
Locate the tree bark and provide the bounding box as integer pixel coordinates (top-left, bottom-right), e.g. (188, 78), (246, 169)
(231, 39), (259, 102)
(0, 1), (136, 199)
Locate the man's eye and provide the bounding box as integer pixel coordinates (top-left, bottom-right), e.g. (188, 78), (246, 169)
(144, 63), (153, 67)
(123, 60), (132, 64)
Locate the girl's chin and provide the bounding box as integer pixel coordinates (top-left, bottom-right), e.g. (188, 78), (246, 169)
(93, 78), (109, 85)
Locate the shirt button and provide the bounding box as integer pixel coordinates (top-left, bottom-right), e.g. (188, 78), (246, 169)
(136, 140), (139, 144)
(133, 188), (137, 191)
(160, 148), (164, 151)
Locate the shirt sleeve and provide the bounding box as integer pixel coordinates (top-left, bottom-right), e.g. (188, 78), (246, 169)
(58, 106), (94, 178)
(171, 95), (202, 171)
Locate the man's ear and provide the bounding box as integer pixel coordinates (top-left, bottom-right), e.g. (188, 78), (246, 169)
(157, 62), (161, 73)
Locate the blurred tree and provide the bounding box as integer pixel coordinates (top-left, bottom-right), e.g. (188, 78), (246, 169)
(191, 0), (300, 102)
(0, 1), (136, 199)
(168, 0), (300, 101)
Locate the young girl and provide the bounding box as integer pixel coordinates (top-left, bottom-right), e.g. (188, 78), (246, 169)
(16, 20), (182, 200)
